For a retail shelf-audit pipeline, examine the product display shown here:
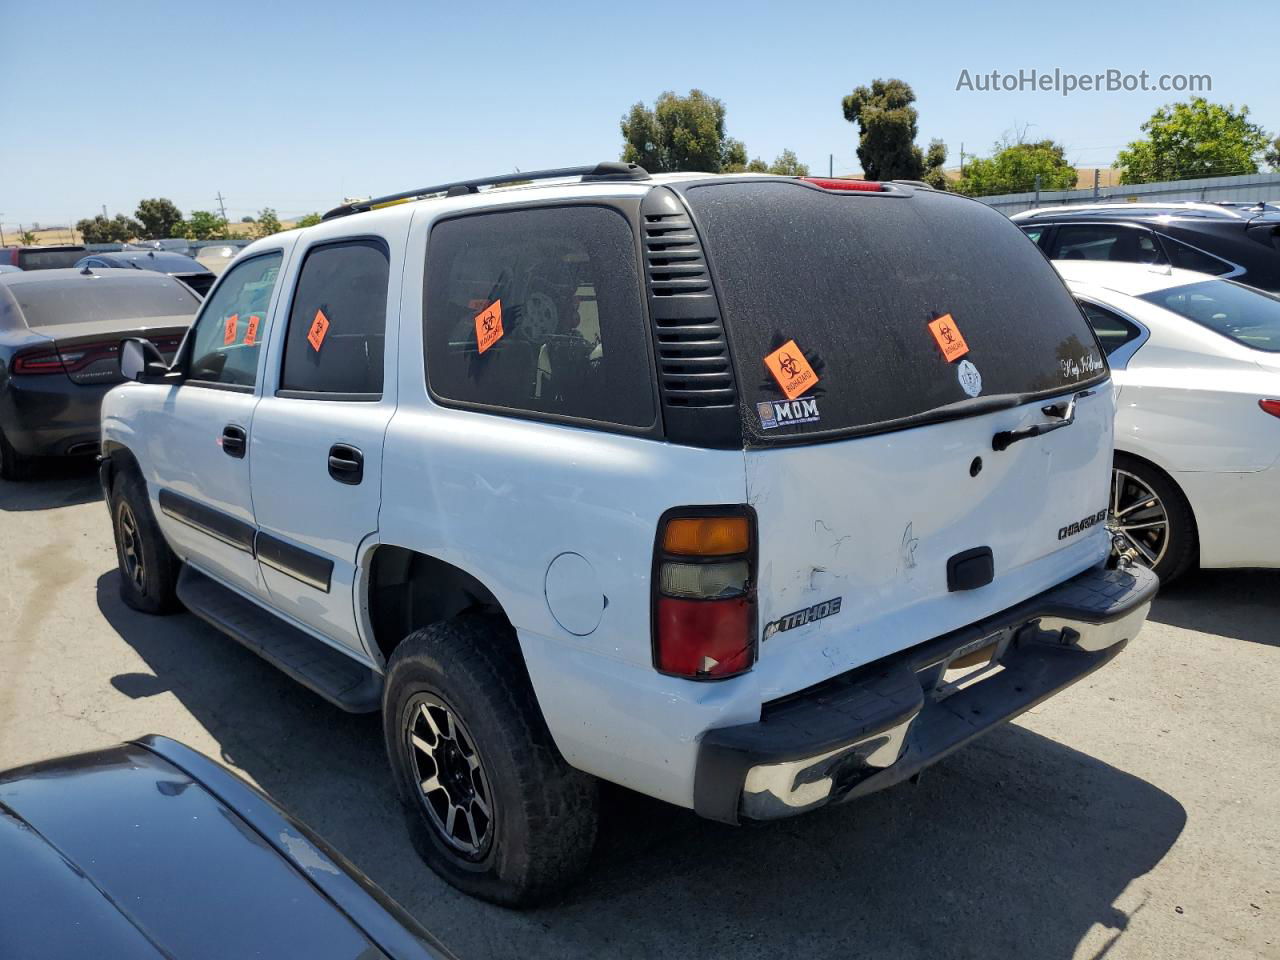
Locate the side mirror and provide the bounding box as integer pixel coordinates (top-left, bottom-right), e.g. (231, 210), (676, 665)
(119, 337), (170, 383)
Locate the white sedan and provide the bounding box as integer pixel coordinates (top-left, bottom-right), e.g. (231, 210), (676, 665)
(1055, 260), (1280, 582)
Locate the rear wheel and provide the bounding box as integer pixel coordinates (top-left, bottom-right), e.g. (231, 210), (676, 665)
(383, 615), (599, 906)
(111, 469), (181, 613)
(1109, 454), (1197, 584)
(0, 428), (31, 481)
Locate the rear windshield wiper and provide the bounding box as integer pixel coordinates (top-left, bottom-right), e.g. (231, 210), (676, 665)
(992, 390), (1095, 452)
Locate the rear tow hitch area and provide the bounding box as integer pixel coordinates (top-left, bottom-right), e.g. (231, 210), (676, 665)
(693, 563), (1158, 824)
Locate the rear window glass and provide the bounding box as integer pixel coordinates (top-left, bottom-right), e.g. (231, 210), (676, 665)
(1139, 279), (1280, 352)
(16, 249), (85, 270)
(682, 181), (1107, 440)
(11, 275), (200, 329)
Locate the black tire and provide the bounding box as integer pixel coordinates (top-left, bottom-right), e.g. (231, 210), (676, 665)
(383, 615), (599, 906)
(0, 428), (31, 481)
(110, 468), (181, 614)
(1112, 453), (1197, 585)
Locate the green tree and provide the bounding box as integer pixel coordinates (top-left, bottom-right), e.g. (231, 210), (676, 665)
(841, 78), (945, 182)
(956, 139), (1077, 196)
(767, 149), (809, 176)
(241, 215), (256, 223)
(745, 157), (769, 173)
(294, 212), (323, 229)
(183, 210), (229, 241)
(254, 208), (283, 238)
(1265, 135), (1280, 172)
(19, 230), (37, 245)
(620, 89), (749, 173)
(921, 139), (949, 190)
(1116, 98), (1270, 184)
(75, 213), (142, 244)
(135, 198), (184, 239)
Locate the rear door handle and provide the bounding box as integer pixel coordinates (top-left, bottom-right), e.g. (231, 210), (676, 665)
(328, 443), (363, 485)
(222, 424), (247, 459)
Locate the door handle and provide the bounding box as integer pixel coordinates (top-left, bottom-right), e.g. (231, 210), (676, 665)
(222, 424), (247, 459)
(327, 443), (363, 485)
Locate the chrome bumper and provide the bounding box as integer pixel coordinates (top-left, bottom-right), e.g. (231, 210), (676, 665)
(693, 563), (1158, 824)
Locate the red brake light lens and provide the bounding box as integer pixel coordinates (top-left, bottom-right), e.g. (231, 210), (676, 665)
(11, 348), (66, 375)
(800, 177), (884, 192)
(653, 510), (757, 680)
(1261, 399), (1280, 419)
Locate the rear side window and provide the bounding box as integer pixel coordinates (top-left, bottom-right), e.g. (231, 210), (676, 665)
(280, 239), (389, 397)
(185, 252), (282, 388)
(1079, 300), (1142, 357)
(9, 275), (199, 330)
(1139, 279), (1280, 352)
(1160, 236), (1236, 276)
(423, 205), (656, 429)
(682, 181), (1108, 440)
(16, 249), (85, 270)
(1050, 224), (1165, 264)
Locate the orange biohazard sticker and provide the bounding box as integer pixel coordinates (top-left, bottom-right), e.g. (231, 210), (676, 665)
(763, 339), (819, 401)
(307, 308), (330, 352)
(474, 300), (504, 355)
(243, 314), (261, 347)
(223, 313), (238, 346)
(928, 313), (969, 362)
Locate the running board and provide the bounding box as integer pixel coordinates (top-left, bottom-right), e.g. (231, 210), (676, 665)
(177, 566), (382, 713)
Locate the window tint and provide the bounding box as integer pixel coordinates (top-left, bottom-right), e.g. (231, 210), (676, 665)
(280, 239), (388, 396)
(1160, 236), (1236, 276)
(682, 181), (1108, 440)
(16, 248), (85, 270)
(1020, 227), (1044, 245)
(1079, 300), (1142, 357)
(185, 251), (282, 387)
(1139, 279), (1280, 352)
(1051, 224), (1165, 265)
(424, 206), (655, 429)
(10, 274), (199, 330)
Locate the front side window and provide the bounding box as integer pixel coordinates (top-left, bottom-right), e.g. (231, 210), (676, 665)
(1078, 300), (1142, 357)
(1020, 227), (1044, 246)
(1139, 279), (1280, 352)
(1051, 224), (1165, 265)
(424, 205), (655, 429)
(185, 251), (282, 388)
(280, 239), (389, 397)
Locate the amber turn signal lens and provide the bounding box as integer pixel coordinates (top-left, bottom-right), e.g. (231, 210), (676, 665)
(663, 516), (750, 557)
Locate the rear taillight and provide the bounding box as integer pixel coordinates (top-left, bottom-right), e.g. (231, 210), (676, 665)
(799, 177), (884, 192)
(653, 511), (756, 680)
(1261, 399), (1280, 419)
(11, 340), (124, 376)
(11, 347), (66, 375)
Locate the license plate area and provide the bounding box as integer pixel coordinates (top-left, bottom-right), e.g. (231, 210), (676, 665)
(923, 629), (1012, 701)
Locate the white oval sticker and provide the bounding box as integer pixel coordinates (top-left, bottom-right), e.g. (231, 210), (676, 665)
(957, 359), (983, 398)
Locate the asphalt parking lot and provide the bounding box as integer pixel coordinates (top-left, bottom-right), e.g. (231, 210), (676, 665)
(1, 463), (1276, 960)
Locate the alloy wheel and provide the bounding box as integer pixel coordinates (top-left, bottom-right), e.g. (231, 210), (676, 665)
(1108, 467), (1169, 569)
(117, 501), (146, 590)
(406, 694), (494, 859)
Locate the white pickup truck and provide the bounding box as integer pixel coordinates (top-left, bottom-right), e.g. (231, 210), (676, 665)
(100, 163), (1156, 905)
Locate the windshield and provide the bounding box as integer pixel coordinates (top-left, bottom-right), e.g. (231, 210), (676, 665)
(1138, 279), (1280, 352)
(11, 275), (200, 329)
(682, 181), (1108, 442)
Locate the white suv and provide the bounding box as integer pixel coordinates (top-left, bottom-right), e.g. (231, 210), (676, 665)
(100, 163), (1156, 905)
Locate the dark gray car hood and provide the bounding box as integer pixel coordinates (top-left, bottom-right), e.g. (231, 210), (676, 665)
(0, 741), (450, 960)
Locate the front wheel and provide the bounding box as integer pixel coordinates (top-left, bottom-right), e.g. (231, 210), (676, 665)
(1108, 454), (1197, 584)
(111, 470), (181, 613)
(383, 615), (599, 906)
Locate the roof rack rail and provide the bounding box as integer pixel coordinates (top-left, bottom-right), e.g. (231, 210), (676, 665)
(321, 161), (651, 221)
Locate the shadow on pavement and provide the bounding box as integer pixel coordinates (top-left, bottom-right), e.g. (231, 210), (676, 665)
(1148, 568), (1280, 648)
(0, 458), (101, 512)
(96, 570), (1185, 960)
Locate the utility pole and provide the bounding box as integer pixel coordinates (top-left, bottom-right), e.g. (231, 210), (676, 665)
(102, 204), (108, 219)
(959, 142), (965, 177)
(829, 153), (833, 177)
(216, 192), (228, 223)
(0, 215), (6, 246)
(1093, 168), (1101, 200)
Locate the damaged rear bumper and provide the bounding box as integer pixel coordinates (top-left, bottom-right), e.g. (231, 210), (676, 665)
(693, 563), (1158, 824)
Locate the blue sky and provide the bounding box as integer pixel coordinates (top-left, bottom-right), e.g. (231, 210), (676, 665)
(3, 0), (1277, 231)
